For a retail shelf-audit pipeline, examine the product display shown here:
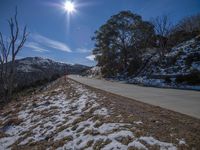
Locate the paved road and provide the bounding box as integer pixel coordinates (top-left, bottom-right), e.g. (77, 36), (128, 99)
(68, 75), (200, 119)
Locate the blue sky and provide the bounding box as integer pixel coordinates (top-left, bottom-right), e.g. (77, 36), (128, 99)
(0, 0), (200, 66)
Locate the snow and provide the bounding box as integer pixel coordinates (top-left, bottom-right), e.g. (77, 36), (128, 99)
(128, 141), (148, 150)
(102, 140), (127, 150)
(129, 76), (166, 87)
(17, 57), (54, 72)
(86, 66), (102, 78)
(179, 139), (186, 145)
(108, 130), (133, 139)
(0, 80), (182, 149)
(192, 62), (200, 71)
(134, 121), (143, 125)
(93, 107), (109, 116)
(98, 123), (128, 133)
(0, 136), (19, 150)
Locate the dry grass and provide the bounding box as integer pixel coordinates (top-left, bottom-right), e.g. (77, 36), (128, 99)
(0, 131), (7, 138)
(116, 135), (133, 145)
(75, 78), (200, 149)
(84, 129), (100, 136)
(0, 77), (200, 149)
(3, 116), (23, 127)
(93, 138), (112, 150)
(84, 140), (94, 149)
(93, 120), (103, 128)
(128, 146), (141, 150)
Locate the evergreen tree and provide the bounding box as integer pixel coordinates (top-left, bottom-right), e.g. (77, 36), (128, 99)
(92, 11), (155, 77)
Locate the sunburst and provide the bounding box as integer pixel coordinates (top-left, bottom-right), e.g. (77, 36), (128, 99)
(64, 0), (75, 13)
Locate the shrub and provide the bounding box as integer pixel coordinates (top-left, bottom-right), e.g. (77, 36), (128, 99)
(176, 70), (200, 85)
(169, 30), (199, 47)
(165, 76), (172, 83)
(185, 53), (200, 66)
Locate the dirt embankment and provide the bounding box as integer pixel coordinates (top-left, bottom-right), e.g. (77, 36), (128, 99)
(0, 77), (199, 149)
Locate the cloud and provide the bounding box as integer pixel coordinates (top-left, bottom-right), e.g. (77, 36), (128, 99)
(31, 33), (72, 52)
(76, 48), (91, 53)
(25, 42), (49, 52)
(86, 55), (95, 61)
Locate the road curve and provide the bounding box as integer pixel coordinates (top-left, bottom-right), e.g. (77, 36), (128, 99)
(68, 75), (200, 119)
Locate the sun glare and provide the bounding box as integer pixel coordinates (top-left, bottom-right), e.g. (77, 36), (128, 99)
(64, 1), (75, 13)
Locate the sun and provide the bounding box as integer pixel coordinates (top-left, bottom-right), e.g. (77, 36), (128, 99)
(64, 1), (75, 13)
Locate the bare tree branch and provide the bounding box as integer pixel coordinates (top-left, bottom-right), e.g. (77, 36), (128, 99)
(151, 15), (173, 58)
(0, 7), (28, 102)
(152, 15), (172, 37)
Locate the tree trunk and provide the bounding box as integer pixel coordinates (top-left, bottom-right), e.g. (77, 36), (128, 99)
(7, 58), (15, 101)
(122, 47), (128, 73)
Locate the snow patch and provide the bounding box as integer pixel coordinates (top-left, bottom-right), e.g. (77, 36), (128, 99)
(93, 107), (109, 116)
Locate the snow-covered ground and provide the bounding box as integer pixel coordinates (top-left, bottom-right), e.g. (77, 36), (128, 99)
(86, 66), (102, 78)
(128, 76), (200, 90)
(128, 36), (200, 90)
(0, 79), (187, 149)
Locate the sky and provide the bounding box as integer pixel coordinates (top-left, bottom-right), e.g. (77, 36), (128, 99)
(0, 0), (200, 66)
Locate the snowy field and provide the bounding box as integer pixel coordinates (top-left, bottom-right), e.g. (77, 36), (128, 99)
(0, 78), (197, 149)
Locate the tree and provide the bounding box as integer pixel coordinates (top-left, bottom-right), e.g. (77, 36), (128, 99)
(92, 11), (155, 77)
(168, 13), (200, 46)
(176, 13), (200, 32)
(152, 15), (172, 58)
(0, 8), (28, 102)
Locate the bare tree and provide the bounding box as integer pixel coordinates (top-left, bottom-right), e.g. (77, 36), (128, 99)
(152, 15), (173, 58)
(0, 33), (10, 100)
(175, 13), (200, 32)
(0, 8), (28, 102)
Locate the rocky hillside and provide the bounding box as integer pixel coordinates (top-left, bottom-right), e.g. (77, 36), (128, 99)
(128, 35), (200, 90)
(3, 57), (90, 91)
(83, 66), (102, 78)
(87, 36), (200, 90)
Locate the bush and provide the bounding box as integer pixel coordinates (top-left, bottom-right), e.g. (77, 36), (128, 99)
(176, 70), (200, 85)
(127, 59), (142, 76)
(169, 30), (199, 47)
(165, 76), (172, 83)
(166, 50), (185, 66)
(185, 53), (200, 66)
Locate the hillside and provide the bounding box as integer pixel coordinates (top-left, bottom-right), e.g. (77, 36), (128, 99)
(128, 35), (200, 90)
(1, 57), (89, 93)
(0, 77), (199, 149)
(87, 36), (200, 90)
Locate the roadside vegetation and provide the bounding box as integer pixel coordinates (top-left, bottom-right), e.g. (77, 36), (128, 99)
(92, 11), (200, 79)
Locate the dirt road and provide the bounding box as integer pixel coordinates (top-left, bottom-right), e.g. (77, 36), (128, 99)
(68, 75), (200, 119)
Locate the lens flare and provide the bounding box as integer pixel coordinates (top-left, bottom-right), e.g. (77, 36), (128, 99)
(64, 1), (75, 13)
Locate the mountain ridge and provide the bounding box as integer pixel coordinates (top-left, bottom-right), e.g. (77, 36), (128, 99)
(0, 57), (90, 94)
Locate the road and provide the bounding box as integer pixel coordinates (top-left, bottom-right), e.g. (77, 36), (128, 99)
(68, 75), (200, 119)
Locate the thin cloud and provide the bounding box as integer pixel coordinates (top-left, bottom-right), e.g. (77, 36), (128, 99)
(31, 33), (72, 52)
(76, 48), (91, 53)
(86, 55), (95, 61)
(25, 42), (49, 52)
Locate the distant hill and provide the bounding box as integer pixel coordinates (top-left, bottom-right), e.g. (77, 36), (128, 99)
(2, 57), (90, 92)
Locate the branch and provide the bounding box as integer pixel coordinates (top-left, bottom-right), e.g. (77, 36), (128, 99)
(8, 18), (14, 41)
(0, 32), (6, 63)
(14, 7), (19, 42)
(14, 25), (29, 57)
